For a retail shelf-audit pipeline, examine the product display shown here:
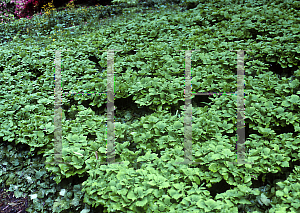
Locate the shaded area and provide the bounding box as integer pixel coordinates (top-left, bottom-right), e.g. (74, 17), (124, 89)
(0, 187), (28, 213)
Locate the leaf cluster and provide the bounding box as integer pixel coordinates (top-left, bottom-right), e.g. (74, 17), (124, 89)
(1, 0), (300, 212)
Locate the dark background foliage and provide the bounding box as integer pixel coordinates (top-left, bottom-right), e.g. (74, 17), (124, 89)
(1, 0), (115, 21)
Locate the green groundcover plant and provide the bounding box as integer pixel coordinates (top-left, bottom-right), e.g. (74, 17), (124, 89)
(1, 0), (300, 212)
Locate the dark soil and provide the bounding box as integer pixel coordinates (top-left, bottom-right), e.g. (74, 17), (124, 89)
(0, 187), (28, 213)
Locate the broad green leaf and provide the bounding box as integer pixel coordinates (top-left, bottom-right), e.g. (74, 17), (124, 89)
(281, 161), (289, 167)
(193, 175), (200, 185)
(260, 193), (271, 206)
(222, 149), (233, 157)
(66, 134), (79, 142)
(173, 121), (183, 129)
(34, 131), (44, 138)
(160, 182), (170, 189)
(244, 175), (251, 183)
(62, 148), (69, 156)
(238, 198), (252, 204)
(289, 79), (300, 88)
(282, 100), (290, 107)
(156, 121), (166, 130)
(288, 94), (300, 104)
(246, 107), (255, 116)
(196, 200), (206, 208)
(134, 187), (144, 197)
(136, 197), (148, 207)
(211, 153), (221, 160)
(276, 191), (284, 198)
(263, 147), (271, 155)
(144, 151), (158, 161)
(204, 199), (218, 209)
(59, 164), (70, 172)
(264, 101), (274, 108)
(209, 163), (219, 173)
(86, 120), (96, 128)
(237, 185), (250, 192)
(127, 190), (136, 200)
(45, 122), (55, 133)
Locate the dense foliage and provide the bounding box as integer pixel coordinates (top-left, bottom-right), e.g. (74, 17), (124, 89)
(1, 0), (300, 212)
